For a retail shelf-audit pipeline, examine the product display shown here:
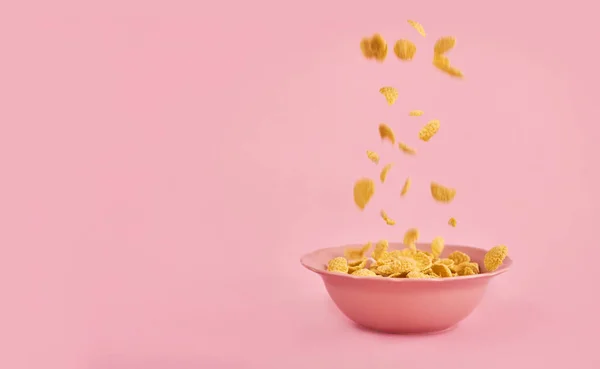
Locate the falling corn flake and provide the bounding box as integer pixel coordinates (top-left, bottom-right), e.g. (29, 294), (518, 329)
(448, 251), (471, 265)
(419, 119), (440, 142)
(380, 163), (393, 183)
(344, 242), (372, 260)
(409, 110), (424, 116)
(400, 177), (411, 197)
(432, 53), (464, 78)
(398, 142), (416, 155)
(407, 20), (426, 37)
(430, 182), (456, 203)
(360, 34), (388, 62)
(379, 123), (396, 145)
(351, 268), (378, 277)
(431, 236), (445, 258)
(484, 245), (508, 272)
(372, 240), (389, 261)
(366, 150), (380, 164)
(327, 257), (349, 273)
(380, 210), (396, 225)
(393, 39), (417, 61)
(448, 217), (457, 227)
(379, 86), (399, 105)
(431, 263), (452, 278)
(353, 178), (375, 210)
(403, 228), (419, 248)
(433, 36), (456, 55)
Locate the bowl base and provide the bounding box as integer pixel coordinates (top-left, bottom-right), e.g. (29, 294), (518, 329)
(353, 322), (459, 335)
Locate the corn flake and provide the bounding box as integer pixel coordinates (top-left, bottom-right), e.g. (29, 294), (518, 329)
(380, 210), (396, 226)
(344, 242), (372, 260)
(484, 245), (508, 272)
(407, 20), (426, 37)
(419, 119), (440, 142)
(433, 54), (464, 78)
(348, 259), (369, 273)
(379, 86), (399, 105)
(360, 34), (388, 62)
(372, 240), (389, 261)
(461, 266), (476, 276)
(393, 39), (417, 61)
(403, 228), (419, 248)
(431, 236), (445, 258)
(400, 177), (411, 197)
(379, 123), (396, 145)
(412, 251), (433, 271)
(327, 257), (349, 273)
(409, 110), (424, 116)
(398, 142), (417, 155)
(351, 268), (378, 277)
(380, 163), (393, 183)
(366, 150), (380, 164)
(353, 178), (375, 210)
(448, 251), (470, 265)
(430, 182), (456, 203)
(433, 36), (456, 55)
(448, 217), (457, 227)
(431, 263), (452, 278)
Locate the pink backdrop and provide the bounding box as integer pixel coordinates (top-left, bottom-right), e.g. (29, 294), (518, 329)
(1, 0), (599, 368)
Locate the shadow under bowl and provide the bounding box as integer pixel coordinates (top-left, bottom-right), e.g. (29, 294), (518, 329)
(300, 242), (512, 334)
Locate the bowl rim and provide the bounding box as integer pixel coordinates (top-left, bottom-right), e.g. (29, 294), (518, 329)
(300, 242), (512, 283)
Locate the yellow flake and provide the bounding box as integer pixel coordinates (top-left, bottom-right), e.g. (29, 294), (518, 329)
(448, 217), (457, 227)
(432, 53), (464, 78)
(431, 263), (453, 278)
(411, 251), (433, 271)
(379, 123), (396, 145)
(372, 240), (389, 261)
(348, 259), (369, 273)
(407, 20), (426, 37)
(327, 257), (349, 273)
(419, 119), (440, 142)
(393, 39), (417, 61)
(400, 177), (411, 197)
(484, 245), (508, 272)
(448, 251), (471, 265)
(403, 228), (419, 248)
(353, 178), (375, 210)
(398, 142), (416, 155)
(366, 150), (380, 164)
(380, 210), (396, 226)
(430, 182), (456, 203)
(379, 86), (399, 105)
(380, 163), (393, 183)
(433, 36), (456, 55)
(461, 266), (476, 276)
(431, 236), (445, 258)
(344, 242), (372, 261)
(360, 34), (388, 62)
(351, 268), (378, 277)
(409, 110), (424, 116)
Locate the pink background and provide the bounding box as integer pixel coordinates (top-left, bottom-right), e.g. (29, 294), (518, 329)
(1, 0), (599, 368)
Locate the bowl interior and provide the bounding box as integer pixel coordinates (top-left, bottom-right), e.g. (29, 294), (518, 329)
(300, 242), (512, 280)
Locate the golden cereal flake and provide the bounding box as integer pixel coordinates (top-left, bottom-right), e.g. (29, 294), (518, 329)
(380, 163), (393, 183)
(348, 259), (369, 273)
(379, 123), (396, 145)
(452, 261), (480, 274)
(380, 210), (396, 226)
(431, 263), (453, 278)
(412, 251), (433, 271)
(407, 20), (426, 37)
(432, 54), (464, 78)
(344, 242), (372, 260)
(484, 245), (508, 272)
(398, 142), (416, 155)
(348, 258), (367, 267)
(461, 266), (476, 276)
(360, 34), (388, 62)
(400, 177), (411, 197)
(406, 270), (430, 279)
(403, 228), (419, 248)
(379, 86), (399, 105)
(388, 272), (404, 278)
(353, 178), (375, 210)
(393, 39), (417, 61)
(327, 257), (349, 273)
(448, 251), (471, 265)
(430, 182), (456, 203)
(435, 258), (454, 267)
(409, 110), (424, 116)
(448, 217), (457, 227)
(351, 268), (378, 277)
(431, 236), (445, 258)
(372, 240), (389, 261)
(419, 119), (440, 142)
(366, 150), (380, 164)
(433, 36), (456, 55)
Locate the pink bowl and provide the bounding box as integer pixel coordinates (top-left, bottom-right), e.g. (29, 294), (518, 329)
(300, 242), (512, 334)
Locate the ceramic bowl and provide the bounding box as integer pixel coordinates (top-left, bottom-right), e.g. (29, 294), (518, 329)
(300, 242), (512, 334)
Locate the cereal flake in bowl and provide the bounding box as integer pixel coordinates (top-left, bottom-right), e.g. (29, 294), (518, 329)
(300, 241), (512, 334)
